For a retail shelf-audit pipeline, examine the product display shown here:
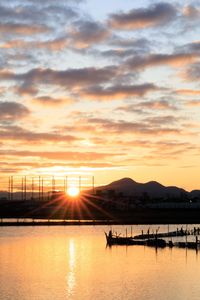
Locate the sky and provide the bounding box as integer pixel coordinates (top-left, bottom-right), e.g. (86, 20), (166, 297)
(0, 0), (200, 191)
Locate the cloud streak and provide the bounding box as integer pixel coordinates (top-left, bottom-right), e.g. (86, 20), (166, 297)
(0, 102), (30, 122)
(0, 66), (118, 91)
(0, 150), (122, 161)
(80, 83), (159, 99)
(125, 53), (198, 71)
(0, 125), (80, 143)
(109, 2), (177, 30)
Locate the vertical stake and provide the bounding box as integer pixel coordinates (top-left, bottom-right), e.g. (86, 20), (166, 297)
(52, 176), (54, 199)
(8, 176), (10, 201)
(64, 177), (66, 193)
(42, 177), (44, 201)
(24, 176), (26, 201)
(92, 176), (95, 193)
(79, 176), (81, 192)
(21, 177), (24, 201)
(11, 176), (13, 201)
(32, 177), (34, 200)
(39, 176), (41, 201)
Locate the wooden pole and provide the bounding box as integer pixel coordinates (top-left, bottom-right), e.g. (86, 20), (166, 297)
(53, 176), (55, 192)
(39, 176), (41, 201)
(42, 177), (44, 201)
(186, 224), (188, 244)
(24, 176), (26, 201)
(11, 176), (13, 201)
(66, 176), (68, 193)
(64, 177), (66, 193)
(92, 176), (94, 193)
(32, 177), (34, 200)
(21, 177), (24, 201)
(79, 176), (81, 192)
(8, 176), (10, 201)
(52, 176), (54, 199)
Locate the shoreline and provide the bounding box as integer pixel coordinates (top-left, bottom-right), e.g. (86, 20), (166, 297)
(2, 202), (200, 225)
(1, 217), (200, 226)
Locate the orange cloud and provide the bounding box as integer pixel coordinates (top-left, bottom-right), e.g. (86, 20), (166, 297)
(32, 96), (74, 106)
(176, 89), (200, 95)
(186, 100), (200, 106)
(125, 53), (198, 71)
(182, 5), (200, 18)
(0, 23), (50, 35)
(0, 37), (68, 51)
(0, 150), (122, 161)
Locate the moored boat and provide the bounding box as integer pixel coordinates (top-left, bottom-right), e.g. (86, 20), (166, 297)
(105, 230), (167, 247)
(133, 228), (191, 240)
(105, 230), (200, 250)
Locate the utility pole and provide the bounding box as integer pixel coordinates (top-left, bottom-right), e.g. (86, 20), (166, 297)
(66, 176), (68, 193)
(8, 176), (10, 201)
(92, 176), (95, 194)
(11, 176), (13, 201)
(79, 176), (81, 192)
(39, 176), (41, 201)
(32, 177), (34, 200)
(41, 177), (44, 201)
(52, 176), (55, 199)
(21, 177), (24, 201)
(24, 176), (26, 201)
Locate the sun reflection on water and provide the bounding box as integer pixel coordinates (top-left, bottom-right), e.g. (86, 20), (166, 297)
(66, 239), (76, 298)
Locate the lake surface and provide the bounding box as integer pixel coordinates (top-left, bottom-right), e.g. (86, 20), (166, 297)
(0, 224), (200, 300)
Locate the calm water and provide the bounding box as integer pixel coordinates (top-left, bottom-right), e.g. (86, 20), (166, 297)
(0, 224), (200, 300)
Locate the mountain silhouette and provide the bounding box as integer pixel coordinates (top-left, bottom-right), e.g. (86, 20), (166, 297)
(96, 177), (190, 200)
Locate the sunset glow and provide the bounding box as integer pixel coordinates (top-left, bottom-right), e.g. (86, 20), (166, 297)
(0, 1), (200, 191)
(67, 186), (80, 198)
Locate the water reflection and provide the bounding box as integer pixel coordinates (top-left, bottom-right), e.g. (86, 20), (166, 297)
(66, 239), (76, 298)
(1, 225), (200, 300)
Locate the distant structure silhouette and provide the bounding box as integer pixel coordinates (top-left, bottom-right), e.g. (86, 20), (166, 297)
(3, 175), (95, 201)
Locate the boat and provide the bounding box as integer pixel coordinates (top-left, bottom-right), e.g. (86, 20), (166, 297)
(133, 228), (191, 240)
(105, 230), (200, 250)
(105, 230), (136, 245)
(105, 230), (166, 247)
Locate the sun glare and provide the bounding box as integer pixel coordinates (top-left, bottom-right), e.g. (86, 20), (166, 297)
(67, 186), (80, 197)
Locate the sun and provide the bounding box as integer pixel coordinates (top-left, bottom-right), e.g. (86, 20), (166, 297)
(67, 186), (80, 197)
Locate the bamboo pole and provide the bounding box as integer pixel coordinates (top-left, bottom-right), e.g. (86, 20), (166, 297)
(32, 177), (34, 200)
(42, 177), (44, 201)
(11, 176), (13, 201)
(92, 176), (95, 193)
(79, 176), (81, 192)
(39, 176), (41, 201)
(8, 176), (10, 201)
(24, 176), (26, 201)
(21, 177), (24, 201)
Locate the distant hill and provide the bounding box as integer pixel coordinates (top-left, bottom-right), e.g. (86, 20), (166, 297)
(190, 190), (200, 199)
(1, 177), (200, 202)
(95, 177), (197, 200)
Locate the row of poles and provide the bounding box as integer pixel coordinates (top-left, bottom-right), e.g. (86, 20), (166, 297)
(7, 176), (95, 201)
